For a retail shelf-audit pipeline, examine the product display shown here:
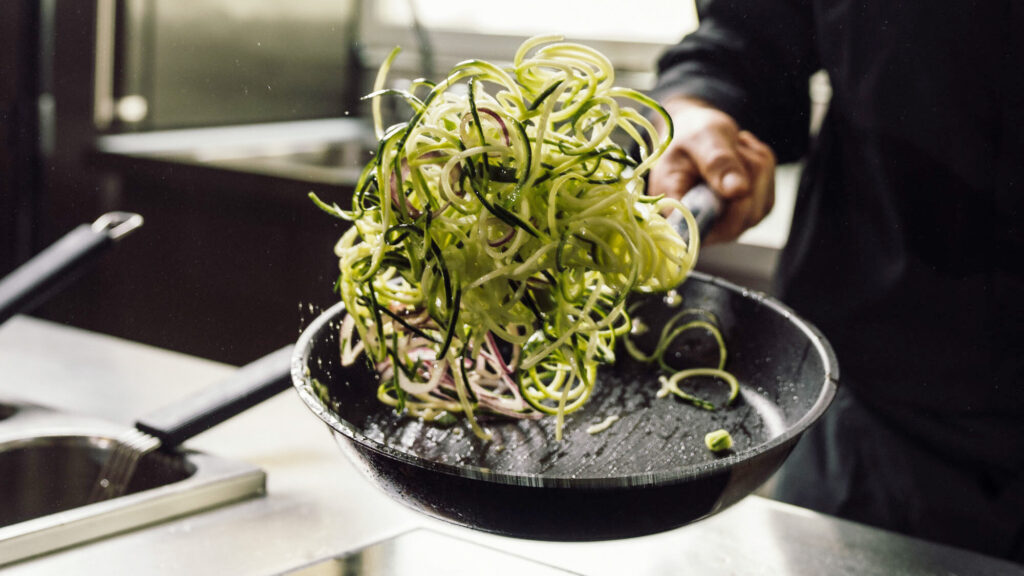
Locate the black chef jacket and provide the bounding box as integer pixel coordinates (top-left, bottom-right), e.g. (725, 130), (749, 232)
(653, 0), (1024, 559)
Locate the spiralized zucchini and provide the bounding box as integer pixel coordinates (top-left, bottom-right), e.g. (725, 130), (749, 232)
(313, 36), (700, 440)
(627, 304), (739, 412)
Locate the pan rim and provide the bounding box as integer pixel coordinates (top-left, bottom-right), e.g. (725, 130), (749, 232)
(290, 271), (839, 489)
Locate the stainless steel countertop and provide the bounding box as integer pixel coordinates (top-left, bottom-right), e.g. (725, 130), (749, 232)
(1, 316), (1020, 575)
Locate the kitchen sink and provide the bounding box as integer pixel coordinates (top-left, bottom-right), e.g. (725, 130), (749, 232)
(0, 400), (265, 566)
(0, 435), (195, 528)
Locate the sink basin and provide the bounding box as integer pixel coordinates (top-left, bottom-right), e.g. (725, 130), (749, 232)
(0, 435), (195, 529)
(0, 401), (265, 566)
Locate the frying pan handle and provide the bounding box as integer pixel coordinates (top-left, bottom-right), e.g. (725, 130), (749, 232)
(672, 183), (722, 241)
(135, 345), (294, 449)
(0, 212), (143, 325)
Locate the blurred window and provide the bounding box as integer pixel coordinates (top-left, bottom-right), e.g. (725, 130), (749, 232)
(362, 0), (698, 87)
(377, 0), (696, 44)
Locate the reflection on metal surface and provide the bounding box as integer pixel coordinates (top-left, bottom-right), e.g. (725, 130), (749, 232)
(287, 529), (580, 576)
(96, 118), (377, 187)
(0, 402), (265, 566)
(101, 0), (360, 130)
(199, 139), (374, 185)
(84, 428), (163, 504)
(89, 211), (144, 240)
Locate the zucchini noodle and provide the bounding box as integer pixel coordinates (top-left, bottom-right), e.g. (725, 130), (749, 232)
(313, 36), (700, 441)
(628, 307), (740, 411)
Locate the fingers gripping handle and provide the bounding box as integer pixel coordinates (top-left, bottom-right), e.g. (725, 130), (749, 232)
(670, 183), (723, 242)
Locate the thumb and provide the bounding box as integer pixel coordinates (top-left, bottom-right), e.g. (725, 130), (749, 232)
(689, 137), (750, 199)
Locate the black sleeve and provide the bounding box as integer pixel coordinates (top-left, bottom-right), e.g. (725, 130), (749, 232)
(652, 0), (819, 162)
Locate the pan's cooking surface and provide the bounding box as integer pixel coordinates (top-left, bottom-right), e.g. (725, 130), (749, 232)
(326, 356), (788, 479)
(300, 272), (834, 484)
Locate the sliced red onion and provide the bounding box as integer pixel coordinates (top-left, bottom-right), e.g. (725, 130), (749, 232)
(488, 226), (515, 247)
(478, 107), (511, 146)
(460, 108), (511, 147)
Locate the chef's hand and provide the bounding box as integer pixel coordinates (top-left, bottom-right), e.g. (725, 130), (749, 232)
(649, 97), (776, 244)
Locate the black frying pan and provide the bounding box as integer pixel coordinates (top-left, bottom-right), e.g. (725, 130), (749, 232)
(290, 267), (839, 541)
